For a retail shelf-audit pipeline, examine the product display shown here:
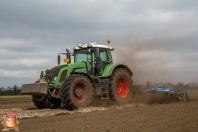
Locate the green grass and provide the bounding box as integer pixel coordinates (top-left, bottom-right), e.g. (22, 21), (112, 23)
(0, 95), (31, 98)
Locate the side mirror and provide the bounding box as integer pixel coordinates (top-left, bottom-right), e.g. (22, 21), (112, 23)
(95, 48), (100, 58)
(58, 54), (61, 65)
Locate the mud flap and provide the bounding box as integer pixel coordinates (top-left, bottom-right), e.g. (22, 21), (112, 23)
(21, 83), (48, 95)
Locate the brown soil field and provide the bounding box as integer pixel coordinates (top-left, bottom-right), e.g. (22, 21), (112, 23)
(0, 90), (198, 132)
(185, 90), (198, 101)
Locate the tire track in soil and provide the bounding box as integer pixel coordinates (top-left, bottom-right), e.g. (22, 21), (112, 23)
(0, 103), (147, 120)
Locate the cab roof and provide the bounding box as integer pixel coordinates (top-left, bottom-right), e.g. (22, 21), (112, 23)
(73, 42), (114, 51)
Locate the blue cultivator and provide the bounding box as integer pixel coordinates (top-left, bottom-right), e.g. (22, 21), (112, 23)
(145, 81), (188, 103)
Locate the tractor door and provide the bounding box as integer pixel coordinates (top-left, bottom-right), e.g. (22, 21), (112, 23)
(95, 48), (112, 76)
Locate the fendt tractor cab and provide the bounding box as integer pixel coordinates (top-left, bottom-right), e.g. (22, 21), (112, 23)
(21, 40), (133, 110)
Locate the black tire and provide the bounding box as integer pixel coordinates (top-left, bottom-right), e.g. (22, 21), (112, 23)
(109, 68), (133, 104)
(32, 95), (46, 109)
(32, 95), (60, 109)
(59, 74), (93, 110)
(42, 98), (61, 109)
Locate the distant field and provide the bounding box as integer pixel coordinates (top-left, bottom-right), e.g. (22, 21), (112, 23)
(0, 95), (31, 98)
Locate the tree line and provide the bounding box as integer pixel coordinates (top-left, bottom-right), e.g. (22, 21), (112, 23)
(0, 82), (197, 96)
(0, 85), (21, 95)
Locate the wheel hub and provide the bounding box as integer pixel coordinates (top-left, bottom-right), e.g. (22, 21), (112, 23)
(74, 88), (83, 98)
(116, 78), (129, 98)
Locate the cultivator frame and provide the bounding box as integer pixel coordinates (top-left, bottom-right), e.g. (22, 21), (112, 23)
(145, 86), (188, 102)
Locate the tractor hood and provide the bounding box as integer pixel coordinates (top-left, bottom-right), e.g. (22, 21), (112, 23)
(45, 62), (88, 86)
(45, 64), (68, 82)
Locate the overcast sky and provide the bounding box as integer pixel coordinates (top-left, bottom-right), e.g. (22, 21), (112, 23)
(0, 0), (198, 87)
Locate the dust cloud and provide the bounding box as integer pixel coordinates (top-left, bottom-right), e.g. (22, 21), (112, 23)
(112, 34), (173, 86)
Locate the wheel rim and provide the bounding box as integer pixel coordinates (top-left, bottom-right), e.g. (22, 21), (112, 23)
(73, 84), (85, 102)
(117, 78), (129, 98)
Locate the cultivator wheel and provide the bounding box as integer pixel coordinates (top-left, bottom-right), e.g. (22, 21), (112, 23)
(59, 74), (93, 110)
(167, 91), (189, 103)
(109, 68), (133, 104)
(177, 91), (188, 102)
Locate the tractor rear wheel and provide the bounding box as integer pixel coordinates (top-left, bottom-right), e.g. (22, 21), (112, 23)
(59, 74), (93, 110)
(109, 68), (133, 104)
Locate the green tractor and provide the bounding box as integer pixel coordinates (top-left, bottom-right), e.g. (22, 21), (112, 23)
(21, 40), (133, 110)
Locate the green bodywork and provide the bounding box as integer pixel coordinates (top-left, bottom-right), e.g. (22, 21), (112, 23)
(54, 62), (87, 86)
(52, 47), (118, 87)
(54, 62), (117, 86)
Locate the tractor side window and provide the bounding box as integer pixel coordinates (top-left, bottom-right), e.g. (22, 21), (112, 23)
(100, 51), (108, 62)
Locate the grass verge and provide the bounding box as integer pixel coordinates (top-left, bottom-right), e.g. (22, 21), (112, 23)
(0, 95), (31, 98)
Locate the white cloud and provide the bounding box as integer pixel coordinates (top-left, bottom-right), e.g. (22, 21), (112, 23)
(0, 69), (39, 78)
(0, 0), (198, 87)
(0, 38), (25, 46)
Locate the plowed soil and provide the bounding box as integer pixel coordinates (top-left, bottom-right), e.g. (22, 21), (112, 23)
(0, 90), (198, 132)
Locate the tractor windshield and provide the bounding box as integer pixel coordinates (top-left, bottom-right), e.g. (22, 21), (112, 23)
(74, 49), (92, 63)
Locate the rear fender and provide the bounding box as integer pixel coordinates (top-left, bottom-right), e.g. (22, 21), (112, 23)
(102, 64), (133, 77)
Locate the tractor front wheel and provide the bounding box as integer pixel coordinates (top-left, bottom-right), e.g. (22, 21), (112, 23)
(32, 95), (46, 109)
(32, 95), (60, 109)
(42, 97), (61, 109)
(59, 74), (93, 110)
